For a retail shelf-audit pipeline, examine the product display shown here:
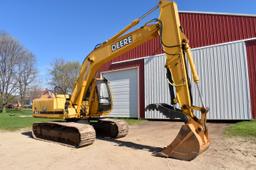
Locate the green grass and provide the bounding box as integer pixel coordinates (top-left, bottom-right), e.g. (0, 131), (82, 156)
(0, 109), (55, 131)
(225, 120), (256, 138)
(117, 118), (146, 125)
(0, 109), (146, 131)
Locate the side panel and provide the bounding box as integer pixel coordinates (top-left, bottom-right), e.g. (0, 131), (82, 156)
(145, 42), (252, 120)
(144, 54), (170, 119)
(246, 40), (256, 119)
(191, 42), (251, 120)
(102, 68), (139, 118)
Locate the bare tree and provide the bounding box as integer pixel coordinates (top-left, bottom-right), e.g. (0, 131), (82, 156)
(0, 32), (37, 112)
(28, 85), (44, 101)
(49, 58), (80, 94)
(0, 33), (23, 112)
(16, 52), (37, 105)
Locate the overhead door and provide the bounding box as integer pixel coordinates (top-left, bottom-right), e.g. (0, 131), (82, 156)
(101, 68), (138, 118)
(144, 42), (252, 120)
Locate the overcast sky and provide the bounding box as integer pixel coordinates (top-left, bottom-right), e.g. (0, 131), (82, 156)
(0, 0), (255, 87)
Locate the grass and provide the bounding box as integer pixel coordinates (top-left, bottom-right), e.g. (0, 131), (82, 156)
(0, 109), (55, 131)
(0, 109), (146, 131)
(120, 118), (146, 125)
(225, 120), (256, 138)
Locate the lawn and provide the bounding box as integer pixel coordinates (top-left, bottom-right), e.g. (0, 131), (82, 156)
(118, 118), (146, 125)
(0, 109), (54, 131)
(0, 109), (146, 131)
(225, 120), (256, 138)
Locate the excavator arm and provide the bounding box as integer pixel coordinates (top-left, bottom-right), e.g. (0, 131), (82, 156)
(32, 0), (209, 161)
(156, 1), (209, 160)
(69, 22), (159, 118)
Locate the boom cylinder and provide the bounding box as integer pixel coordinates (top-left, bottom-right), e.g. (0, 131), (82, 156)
(184, 42), (200, 84)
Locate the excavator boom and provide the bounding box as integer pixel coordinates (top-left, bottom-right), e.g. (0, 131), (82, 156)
(155, 0), (209, 160)
(32, 0), (209, 161)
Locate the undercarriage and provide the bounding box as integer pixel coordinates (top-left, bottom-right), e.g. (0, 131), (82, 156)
(32, 118), (129, 147)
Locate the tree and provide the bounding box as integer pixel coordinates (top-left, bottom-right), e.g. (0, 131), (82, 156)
(28, 85), (44, 101)
(0, 32), (37, 112)
(49, 58), (80, 94)
(0, 33), (22, 112)
(16, 52), (37, 105)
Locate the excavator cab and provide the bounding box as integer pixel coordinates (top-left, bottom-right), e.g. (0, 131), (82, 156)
(96, 78), (112, 112)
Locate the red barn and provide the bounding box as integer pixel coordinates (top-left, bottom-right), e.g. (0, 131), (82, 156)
(99, 11), (256, 120)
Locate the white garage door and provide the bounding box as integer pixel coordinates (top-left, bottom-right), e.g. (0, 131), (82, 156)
(101, 68), (138, 118)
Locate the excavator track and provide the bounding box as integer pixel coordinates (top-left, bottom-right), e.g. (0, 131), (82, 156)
(91, 119), (129, 138)
(32, 121), (96, 147)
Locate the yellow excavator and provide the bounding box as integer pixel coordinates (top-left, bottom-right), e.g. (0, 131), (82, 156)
(32, 0), (209, 161)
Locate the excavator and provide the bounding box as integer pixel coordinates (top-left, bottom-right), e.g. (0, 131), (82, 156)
(32, 0), (209, 161)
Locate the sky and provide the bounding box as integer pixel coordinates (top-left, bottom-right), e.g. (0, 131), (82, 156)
(0, 0), (256, 87)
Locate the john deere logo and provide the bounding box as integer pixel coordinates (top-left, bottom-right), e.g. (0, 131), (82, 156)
(111, 36), (132, 52)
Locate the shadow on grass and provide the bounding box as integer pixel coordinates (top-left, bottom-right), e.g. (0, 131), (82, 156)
(97, 137), (162, 154)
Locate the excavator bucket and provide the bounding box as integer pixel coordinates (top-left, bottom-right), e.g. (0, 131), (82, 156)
(146, 103), (209, 161)
(158, 123), (209, 161)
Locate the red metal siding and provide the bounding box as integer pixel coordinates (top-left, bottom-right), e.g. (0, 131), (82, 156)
(180, 13), (256, 47)
(100, 60), (145, 118)
(113, 37), (162, 62)
(246, 40), (256, 119)
(111, 13), (256, 62)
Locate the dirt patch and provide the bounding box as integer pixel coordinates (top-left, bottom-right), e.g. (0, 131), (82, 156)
(0, 121), (255, 170)
(18, 115), (32, 118)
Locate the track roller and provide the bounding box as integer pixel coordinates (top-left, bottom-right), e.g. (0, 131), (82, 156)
(32, 121), (96, 147)
(91, 119), (129, 138)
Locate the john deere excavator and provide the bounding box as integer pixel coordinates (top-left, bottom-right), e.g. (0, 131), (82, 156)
(32, 0), (209, 161)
